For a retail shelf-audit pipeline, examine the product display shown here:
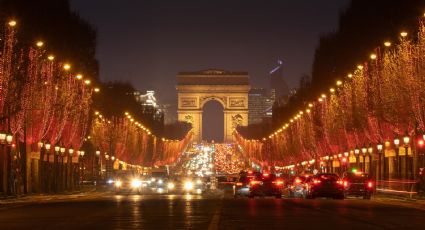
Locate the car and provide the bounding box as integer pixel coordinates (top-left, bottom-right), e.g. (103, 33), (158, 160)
(305, 173), (345, 199)
(233, 174), (251, 197)
(165, 176), (205, 194)
(342, 171), (374, 199)
(248, 173), (284, 198)
(113, 171), (145, 194)
(288, 175), (309, 198)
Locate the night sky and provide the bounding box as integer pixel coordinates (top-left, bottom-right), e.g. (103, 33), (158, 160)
(70, 0), (349, 104)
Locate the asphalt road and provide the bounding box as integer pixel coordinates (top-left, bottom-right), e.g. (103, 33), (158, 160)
(0, 192), (424, 230)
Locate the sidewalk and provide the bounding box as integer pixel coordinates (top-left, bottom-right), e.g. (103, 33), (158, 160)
(0, 185), (104, 206)
(373, 193), (425, 210)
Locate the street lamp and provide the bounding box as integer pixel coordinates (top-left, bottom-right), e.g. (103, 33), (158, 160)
(394, 137), (400, 178)
(354, 147), (360, 169)
(403, 134), (410, 179)
(367, 145), (373, 175)
(361, 147), (367, 172)
(95, 149), (101, 188)
(68, 147), (74, 190)
(377, 143), (383, 180)
(6, 134), (13, 145)
(0, 132), (6, 144)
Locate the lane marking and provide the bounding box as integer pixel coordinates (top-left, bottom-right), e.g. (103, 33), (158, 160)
(208, 197), (223, 230)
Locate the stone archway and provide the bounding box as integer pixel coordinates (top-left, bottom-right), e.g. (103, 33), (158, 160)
(176, 69), (250, 143)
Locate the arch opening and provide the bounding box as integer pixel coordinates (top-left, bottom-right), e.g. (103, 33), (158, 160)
(202, 100), (224, 142)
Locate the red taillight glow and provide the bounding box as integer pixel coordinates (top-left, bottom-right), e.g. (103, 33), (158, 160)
(295, 178), (302, 184)
(236, 182), (243, 186)
(368, 181), (373, 188)
(250, 180), (262, 186)
(313, 179), (321, 184)
(263, 173), (269, 177)
(337, 180), (344, 185)
(343, 181), (348, 187)
(273, 180), (284, 186)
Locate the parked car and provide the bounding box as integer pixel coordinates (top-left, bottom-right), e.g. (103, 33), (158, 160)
(305, 173), (345, 199)
(342, 171), (374, 199)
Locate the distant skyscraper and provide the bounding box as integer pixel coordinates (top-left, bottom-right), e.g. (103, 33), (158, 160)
(270, 60), (289, 104)
(248, 88), (274, 124)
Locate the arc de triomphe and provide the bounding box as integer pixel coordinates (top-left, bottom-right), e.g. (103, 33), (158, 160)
(176, 69), (250, 143)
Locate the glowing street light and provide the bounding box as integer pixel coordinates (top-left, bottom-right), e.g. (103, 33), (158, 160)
(84, 80), (91, 85)
(370, 54), (377, 60)
(336, 80), (343, 86)
(48, 55), (55, 61)
(400, 32), (408, 37)
(63, 64), (71, 70)
(36, 41), (44, 47)
(76, 74), (83, 80)
(8, 20), (17, 27)
(384, 41), (391, 47)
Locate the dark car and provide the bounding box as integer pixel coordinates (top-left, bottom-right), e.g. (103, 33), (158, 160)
(288, 175), (309, 198)
(305, 173), (345, 199)
(248, 173), (284, 198)
(342, 172), (374, 199)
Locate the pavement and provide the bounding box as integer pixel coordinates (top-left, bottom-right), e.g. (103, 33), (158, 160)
(0, 190), (424, 230)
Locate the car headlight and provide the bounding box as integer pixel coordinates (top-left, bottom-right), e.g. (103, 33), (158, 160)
(158, 179), (163, 184)
(115, 180), (122, 187)
(184, 181), (194, 191)
(107, 179), (114, 184)
(151, 178), (156, 182)
(167, 182), (175, 190)
(131, 179), (142, 188)
(196, 179), (202, 185)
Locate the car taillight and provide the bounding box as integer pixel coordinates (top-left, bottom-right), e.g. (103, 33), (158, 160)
(263, 173), (269, 177)
(367, 181), (373, 188)
(250, 180), (262, 186)
(337, 180), (344, 186)
(343, 181), (348, 187)
(295, 178), (302, 184)
(313, 179), (321, 184)
(273, 180), (284, 186)
(236, 182), (243, 186)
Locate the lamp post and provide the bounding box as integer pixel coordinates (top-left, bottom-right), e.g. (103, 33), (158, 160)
(79, 151), (85, 188)
(377, 143), (383, 181)
(403, 134), (410, 179)
(60, 147), (66, 192)
(68, 147), (74, 191)
(45, 143), (51, 192)
(95, 149), (100, 187)
(367, 145), (373, 176)
(394, 138), (400, 178)
(344, 152), (349, 172)
(105, 154), (110, 179)
(37, 141), (44, 192)
(0, 132), (6, 194)
(361, 147), (367, 172)
(354, 147), (360, 169)
(54, 144), (60, 193)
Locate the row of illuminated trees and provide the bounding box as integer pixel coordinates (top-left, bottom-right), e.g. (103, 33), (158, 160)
(0, 20), (193, 196)
(235, 19), (425, 182)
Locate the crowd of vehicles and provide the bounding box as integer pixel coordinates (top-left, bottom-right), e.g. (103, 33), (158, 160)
(233, 170), (375, 200)
(107, 167), (375, 200)
(110, 169), (207, 195)
(286, 171), (374, 200)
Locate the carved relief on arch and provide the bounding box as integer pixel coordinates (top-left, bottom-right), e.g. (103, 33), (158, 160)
(200, 96), (227, 108)
(231, 114), (243, 129)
